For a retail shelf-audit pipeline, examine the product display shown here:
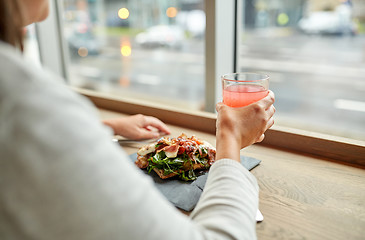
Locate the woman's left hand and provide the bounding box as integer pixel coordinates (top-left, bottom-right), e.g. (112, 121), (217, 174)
(103, 114), (171, 140)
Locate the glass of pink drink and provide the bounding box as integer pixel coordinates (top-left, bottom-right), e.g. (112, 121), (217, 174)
(222, 72), (269, 107)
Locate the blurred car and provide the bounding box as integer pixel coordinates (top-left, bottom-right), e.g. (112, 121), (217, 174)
(135, 25), (184, 49)
(106, 11), (129, 27)
(67, 23), (101, 58)
(298, 3), (356, 36)
(177, 10), (205, 39)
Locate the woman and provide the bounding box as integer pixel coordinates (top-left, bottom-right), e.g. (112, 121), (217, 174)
(0, 0), (275, 239)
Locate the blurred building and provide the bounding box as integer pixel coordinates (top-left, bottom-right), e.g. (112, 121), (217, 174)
(92, 0), (203, 28)
(306, 0), (365, 19)
(243, 0), (365, 32)
(244, 0), (306, 28)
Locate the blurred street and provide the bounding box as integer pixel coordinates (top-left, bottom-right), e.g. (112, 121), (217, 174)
(68, 36), (205, 109)
(68, 31), (365, 140)
(240, 31), (365, 140)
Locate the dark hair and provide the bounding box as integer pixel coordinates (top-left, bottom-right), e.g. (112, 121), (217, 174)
(0, 0), (24, 50)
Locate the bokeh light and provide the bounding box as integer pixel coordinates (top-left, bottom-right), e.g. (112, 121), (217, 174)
(118, 8), (130, 19)
(166, 7), (177, 18)
(65, 11), (74, 21)
(121, 45), (131, 57)
(119, 77), (130, 87)
(78, 47), (88, 57)
(277, 13), (289, 26)
(77, 23), (88, 33)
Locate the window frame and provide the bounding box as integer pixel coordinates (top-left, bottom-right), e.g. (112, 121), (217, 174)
(35, 0), (68, 80)
(36, 0), (365, 167)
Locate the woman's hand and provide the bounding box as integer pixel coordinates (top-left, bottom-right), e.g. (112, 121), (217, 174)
(103, 114), (171, 140)
(215, 90), (275, 162)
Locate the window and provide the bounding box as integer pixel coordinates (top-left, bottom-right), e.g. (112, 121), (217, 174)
(23, 24), (41, 66)
(237, 0), (365, 141)
(60, 0), (205, 110)
(35, 0), (364, 163)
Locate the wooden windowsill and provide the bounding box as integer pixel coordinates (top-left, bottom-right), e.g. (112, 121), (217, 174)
(76, 87), (365, 167)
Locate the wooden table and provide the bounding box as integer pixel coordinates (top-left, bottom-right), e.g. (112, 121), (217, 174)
(100, 109), (365, 240)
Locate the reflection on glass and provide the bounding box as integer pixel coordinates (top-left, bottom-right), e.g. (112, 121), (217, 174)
(61, 0), (205, 110)
(239, 0), (365, 140)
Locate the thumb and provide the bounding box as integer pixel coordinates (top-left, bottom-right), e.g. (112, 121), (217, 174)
(216, 102), (225, 112)
(256, 134), (265, 143)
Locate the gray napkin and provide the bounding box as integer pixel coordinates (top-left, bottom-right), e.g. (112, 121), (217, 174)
(129, 153), (261, 211)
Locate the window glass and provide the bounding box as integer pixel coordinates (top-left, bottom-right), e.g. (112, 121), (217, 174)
(61, 0), (205, 110)
(23, 24), (41, 66)
(239, 0), (365, 140)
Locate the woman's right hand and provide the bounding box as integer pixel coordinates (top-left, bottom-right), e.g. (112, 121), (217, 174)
(215, 90), (275, 162)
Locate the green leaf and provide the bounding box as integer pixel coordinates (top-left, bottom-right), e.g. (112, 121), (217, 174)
(147, 151), (203, 181)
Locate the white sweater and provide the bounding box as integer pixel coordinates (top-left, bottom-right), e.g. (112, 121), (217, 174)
(0, 42), (258, 240)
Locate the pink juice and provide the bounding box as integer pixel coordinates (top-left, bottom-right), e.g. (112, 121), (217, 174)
(223, 84), (268, 107)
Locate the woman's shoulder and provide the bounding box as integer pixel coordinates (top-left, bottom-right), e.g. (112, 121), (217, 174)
(0, 41), (55, 87)
(0, 41), (97, 118)
(0, 41), (46, 93)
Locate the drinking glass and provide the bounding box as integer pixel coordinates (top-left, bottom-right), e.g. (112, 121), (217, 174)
(222, 72), (269, 108)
